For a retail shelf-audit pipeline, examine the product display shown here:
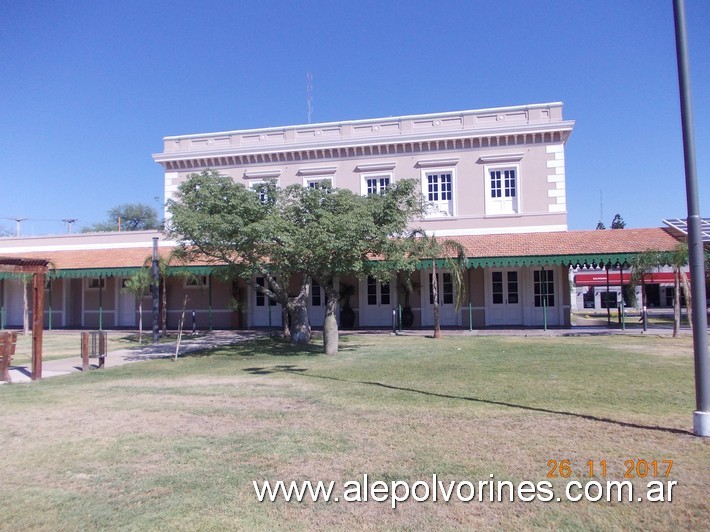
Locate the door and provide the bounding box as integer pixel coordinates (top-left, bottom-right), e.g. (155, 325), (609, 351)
(308, 280), (326, 327)
(487, 269), (523, 325)
(422, 270), (457, 326)
(251, 276), (282, 327)
(118, 278), (136, 327)
(360, 276), (394, 327)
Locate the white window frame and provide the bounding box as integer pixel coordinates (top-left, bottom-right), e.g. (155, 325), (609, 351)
(360, 172), (393, 196)
(421, 166), (456, 217)
(249, 179), (278, 204)
(303, 176), (333, 189)
(484, 163), (521, 215)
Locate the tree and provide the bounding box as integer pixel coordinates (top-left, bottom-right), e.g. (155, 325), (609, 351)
(610, 214), (626, 229)
(167, 170), (422, 354)
(595, 220), (606, 230)
(628, 243), (691, 337)
(407, 233), (467, 338)
(123, 268), (152, 343)
(278, 179), (423, 354)
(83, 203), (161, 232)
(168, 172), (313, 345)
(143, 250), (188, 337)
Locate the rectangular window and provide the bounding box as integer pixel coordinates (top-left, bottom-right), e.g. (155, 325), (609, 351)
(366, 176), (390, 195)
(367, 276), (377, 305)
(600, 291), (618, 309)
(583, 287), (595, 308)
(87, 278), (105, 289)
(306, 178), (332, 190)
(490, 169), (516, 199)
(429, 273), (453, 305)
(427, 175), (439, 201)
(312, 280), (322, 306)
(507, 271), (519, 304)
(186, 275), (208, 287)
(534, 270), (555, 307)
(427, 173), (452, 201)
(442, 273), (453, 305)
(256, 277), (266, 307)
(492, 271), (503, 304)
(485, 165), (520, 214)
(251, 182), (271, 204)
(380, 280), (390, 305)
(256, 277), (276, 306)
(425, 171), (454, 216)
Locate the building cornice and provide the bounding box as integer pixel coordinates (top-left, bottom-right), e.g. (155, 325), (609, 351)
(153, 103), (573, 171)
(162, 102), (564, 141)
(154, 122), (574, 171)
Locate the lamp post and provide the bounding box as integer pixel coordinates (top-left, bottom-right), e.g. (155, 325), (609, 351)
(673, 0), (709, 437)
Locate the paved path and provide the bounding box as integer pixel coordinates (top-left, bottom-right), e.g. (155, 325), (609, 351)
(2, 331), (264, 384)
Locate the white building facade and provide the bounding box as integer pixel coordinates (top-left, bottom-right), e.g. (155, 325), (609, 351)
(152, 103), (575, 328)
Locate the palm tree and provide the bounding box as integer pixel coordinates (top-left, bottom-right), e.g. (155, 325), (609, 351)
(143, 249), (189, 336)
(410, 232), (467, 338)
(123, 268), (152, 344)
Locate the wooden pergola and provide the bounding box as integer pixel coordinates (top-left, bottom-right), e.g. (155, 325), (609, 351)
(0, 257), (49, 380)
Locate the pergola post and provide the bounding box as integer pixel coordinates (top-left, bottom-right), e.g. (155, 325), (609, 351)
(31, 270), (45, 380)
(0, 258), (49, 381)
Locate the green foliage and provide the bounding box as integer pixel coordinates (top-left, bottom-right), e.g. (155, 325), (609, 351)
(123, 267), (152, 297)
(611, 213), (626, 229)
(83, 203), (161, 232)
(167, 170), (424, 351)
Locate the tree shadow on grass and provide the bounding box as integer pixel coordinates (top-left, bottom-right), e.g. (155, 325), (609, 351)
(242, 365), (693, 436)
(180, 336), (357, 359)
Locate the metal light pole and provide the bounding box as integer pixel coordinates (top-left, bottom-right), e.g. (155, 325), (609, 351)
(673, 0), (710, 437)
(152, 237), (160, 344)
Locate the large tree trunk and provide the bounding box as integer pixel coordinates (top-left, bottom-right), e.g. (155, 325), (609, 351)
(323, 283), (339, 356)
(288, 303), (310, 345)
(432, 263), (442, 339)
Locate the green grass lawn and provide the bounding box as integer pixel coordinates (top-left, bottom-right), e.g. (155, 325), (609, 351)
(8, 331), (183, 364)
(0, 333), (708, 530)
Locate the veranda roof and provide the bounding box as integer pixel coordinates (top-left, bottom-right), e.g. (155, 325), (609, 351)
(0, 227), (683, 278)
(447, 227), (682, 269)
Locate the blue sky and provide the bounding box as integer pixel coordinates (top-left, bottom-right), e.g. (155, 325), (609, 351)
(1, 0), (708, 235)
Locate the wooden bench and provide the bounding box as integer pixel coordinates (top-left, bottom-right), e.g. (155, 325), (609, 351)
(1, 332), (18, 382)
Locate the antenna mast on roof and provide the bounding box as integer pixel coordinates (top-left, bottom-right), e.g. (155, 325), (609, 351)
(307, 72), (313, 124)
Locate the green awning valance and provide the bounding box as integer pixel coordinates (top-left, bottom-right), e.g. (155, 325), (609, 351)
(413, 253), (641, 270)
(45, 265), (222, 279)
(0, 272), (33, 280)
(49, 267), (141, 279)
(465, 253), (640, 269)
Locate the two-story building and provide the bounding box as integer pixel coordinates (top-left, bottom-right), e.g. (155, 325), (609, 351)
(0, 102), (683, 330)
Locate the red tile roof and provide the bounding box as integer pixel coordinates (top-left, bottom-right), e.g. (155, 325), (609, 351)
(2, 228), (682, 271)
(449, 227), (681, 258)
